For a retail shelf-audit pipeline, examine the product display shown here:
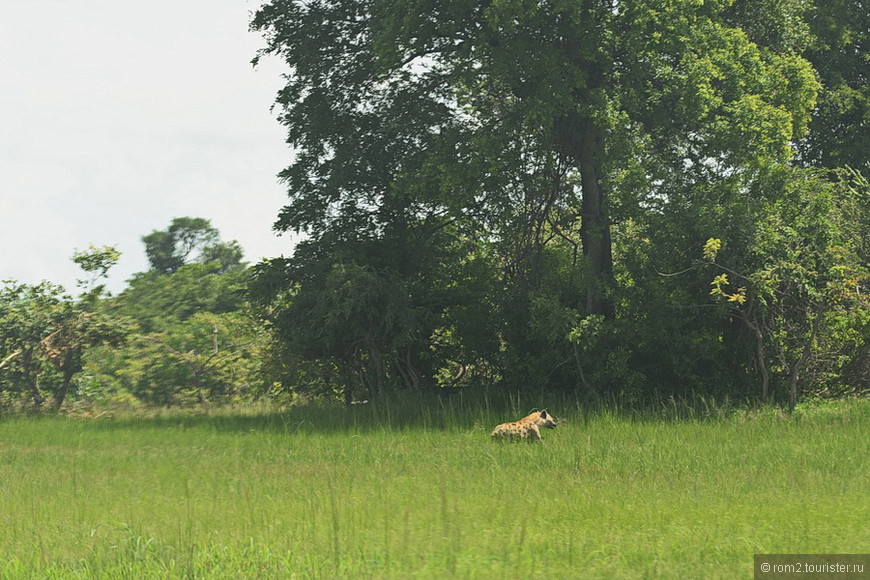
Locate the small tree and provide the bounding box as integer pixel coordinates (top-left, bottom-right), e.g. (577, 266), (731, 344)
(0, 247), (129, 412)
(0, 281), (66, 410)
(137, 312), (264, 407)
(702, 168), (869, 409)
(72, 245), (121, 294)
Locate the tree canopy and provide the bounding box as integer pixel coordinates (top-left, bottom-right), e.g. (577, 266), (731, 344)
(143, 217), (244, 274)
(250, 0), (865, 404)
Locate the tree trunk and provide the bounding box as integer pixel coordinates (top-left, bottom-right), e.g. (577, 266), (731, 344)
(788, 314), (821, 413)
(555, 22), (614, 318)
(193, 370), (210, 408)
(740, 310), (770, 403)
(20, 348), (44, 411)
(341, 358), (355, 406)
(366, 340), (384, 398)
(52, 351), (79, 412)
(577, 117), (614, 318)
(573, 343), (601, 404)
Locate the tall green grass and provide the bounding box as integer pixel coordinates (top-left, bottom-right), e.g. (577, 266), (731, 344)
(0, 396), (867, 578)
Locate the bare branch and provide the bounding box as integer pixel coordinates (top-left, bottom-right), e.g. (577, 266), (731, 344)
(0, 350), (21, 370)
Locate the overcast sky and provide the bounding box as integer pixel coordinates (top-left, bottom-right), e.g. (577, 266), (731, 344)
(1, 0), (294, 294)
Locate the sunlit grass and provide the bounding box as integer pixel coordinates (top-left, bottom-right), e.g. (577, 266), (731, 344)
(0, 397), (867, 578)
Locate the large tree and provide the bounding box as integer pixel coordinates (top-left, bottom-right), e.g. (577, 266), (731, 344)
(251, 0), (823, 398)
(253, 0), (817, 315)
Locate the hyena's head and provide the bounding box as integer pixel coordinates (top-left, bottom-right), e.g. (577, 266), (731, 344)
(536, 410), (557, 430)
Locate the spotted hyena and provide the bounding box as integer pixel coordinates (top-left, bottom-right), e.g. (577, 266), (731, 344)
(491, 410), (557, 441)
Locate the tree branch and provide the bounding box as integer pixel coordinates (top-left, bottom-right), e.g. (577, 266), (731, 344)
(0, 350), (21, 370)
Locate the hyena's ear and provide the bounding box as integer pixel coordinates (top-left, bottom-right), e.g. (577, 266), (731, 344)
(540, 410), (548, 418)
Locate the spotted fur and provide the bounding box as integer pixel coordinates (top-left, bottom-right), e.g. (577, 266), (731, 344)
(491, 410), (557, 441)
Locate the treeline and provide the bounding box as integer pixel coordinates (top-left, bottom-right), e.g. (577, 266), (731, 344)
(2, 0), (868, 412)
(0, 220), (273, 411)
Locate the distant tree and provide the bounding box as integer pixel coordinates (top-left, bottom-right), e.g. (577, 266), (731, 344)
(200, 240), (245, 274)
(115, 263), (247, 334)
(143, 217), (244, 274)
(72, 245), (121, 294)
(132, 311), (264, 406)
(86, 231), (266, 406)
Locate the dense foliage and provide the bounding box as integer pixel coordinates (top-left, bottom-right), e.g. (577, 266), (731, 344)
(1, 221), (271, 412)
(248, 0), (868, 406)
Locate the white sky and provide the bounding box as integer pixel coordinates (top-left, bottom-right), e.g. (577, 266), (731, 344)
(0, 0), (294, 294)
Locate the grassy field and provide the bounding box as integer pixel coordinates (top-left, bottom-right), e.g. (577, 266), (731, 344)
(0, 396), (867, 579)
